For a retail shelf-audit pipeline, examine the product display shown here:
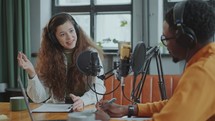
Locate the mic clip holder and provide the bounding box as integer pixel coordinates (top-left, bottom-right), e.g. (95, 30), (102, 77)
(97, 61), (119, 80)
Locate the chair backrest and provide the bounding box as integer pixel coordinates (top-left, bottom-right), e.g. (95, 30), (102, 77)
(103, 74), (181, 105)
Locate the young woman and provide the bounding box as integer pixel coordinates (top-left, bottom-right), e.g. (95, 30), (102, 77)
(17, 13), (106, 111)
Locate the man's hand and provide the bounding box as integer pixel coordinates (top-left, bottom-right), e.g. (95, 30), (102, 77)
(96, 100), (128, 117)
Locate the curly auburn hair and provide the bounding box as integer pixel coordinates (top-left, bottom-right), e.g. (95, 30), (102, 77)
(35, 13), (104, 101)
(165, 0), (215, 44)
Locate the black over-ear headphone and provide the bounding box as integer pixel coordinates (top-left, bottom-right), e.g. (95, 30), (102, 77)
(47, 13), (79, 48)
(173, 2), (197, 49)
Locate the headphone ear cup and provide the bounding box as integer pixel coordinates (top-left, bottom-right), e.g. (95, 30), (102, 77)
(184, 27), (197, 48)
(175, 26), (196, 49)
(48, 31), (58, 46)
(173, 2), (197, 49)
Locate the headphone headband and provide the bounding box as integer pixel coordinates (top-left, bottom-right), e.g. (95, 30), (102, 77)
(48, 13), (78, 34)
(173, 2), (186, 26)
(173, 1), (197, 49)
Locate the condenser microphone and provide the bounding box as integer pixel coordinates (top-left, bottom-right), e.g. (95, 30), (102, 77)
(118, 43), (131, 78)
(115, 43), (131, 87)
(76, 50), (101, 76)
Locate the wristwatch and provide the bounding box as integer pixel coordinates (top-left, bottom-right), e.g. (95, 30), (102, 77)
(128, 105), (135, 118)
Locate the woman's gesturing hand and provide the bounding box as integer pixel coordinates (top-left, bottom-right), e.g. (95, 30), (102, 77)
(17, 52), (36, 78)
(70, 94), (84, 112)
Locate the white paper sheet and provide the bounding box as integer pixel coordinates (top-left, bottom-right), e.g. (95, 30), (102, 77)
(32, 103), (73, 113)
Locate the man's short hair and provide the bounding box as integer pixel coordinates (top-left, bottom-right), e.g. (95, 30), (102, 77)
(165, 0), (215, 44)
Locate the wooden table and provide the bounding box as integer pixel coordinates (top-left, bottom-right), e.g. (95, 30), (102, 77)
(0, 102), (94, 121)
(0, 102), (150, 121)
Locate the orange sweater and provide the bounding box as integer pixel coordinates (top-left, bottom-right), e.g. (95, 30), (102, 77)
(137, 43), (215, 121)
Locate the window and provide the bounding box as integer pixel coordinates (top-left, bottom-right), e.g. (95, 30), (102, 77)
(96, 14), (131, 49)
(52, 0), (132, 51)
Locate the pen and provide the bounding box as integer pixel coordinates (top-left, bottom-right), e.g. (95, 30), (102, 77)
(107, 98), (117, 104)
(100, 98), (117, 108)
(67, 104), (73, 109)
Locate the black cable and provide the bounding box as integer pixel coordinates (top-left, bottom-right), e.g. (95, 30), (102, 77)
(93, 83), (99, 102)
(121, 86), (135, 104)
(86, 76), (121, 95)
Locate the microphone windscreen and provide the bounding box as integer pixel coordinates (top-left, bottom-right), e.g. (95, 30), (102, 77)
(76, 50), (92, 76)
(131, 42), (146, 75)
(76, 50), (101, 76)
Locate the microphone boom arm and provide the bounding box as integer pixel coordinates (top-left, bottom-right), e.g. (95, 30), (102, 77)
(131, 46), (167, 103)
(155, 47), (167, 100)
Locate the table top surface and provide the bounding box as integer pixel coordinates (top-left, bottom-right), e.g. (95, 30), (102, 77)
(0, 102), (151, 121)
(0, 102), (75, 121)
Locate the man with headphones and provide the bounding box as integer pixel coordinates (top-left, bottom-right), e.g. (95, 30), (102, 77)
(95, 0), (215, 121)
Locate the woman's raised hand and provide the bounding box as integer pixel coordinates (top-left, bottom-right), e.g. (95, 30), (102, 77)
(17, 52), (36, 78)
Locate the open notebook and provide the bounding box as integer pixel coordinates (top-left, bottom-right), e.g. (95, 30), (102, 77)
(18, 77), (71, 121)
